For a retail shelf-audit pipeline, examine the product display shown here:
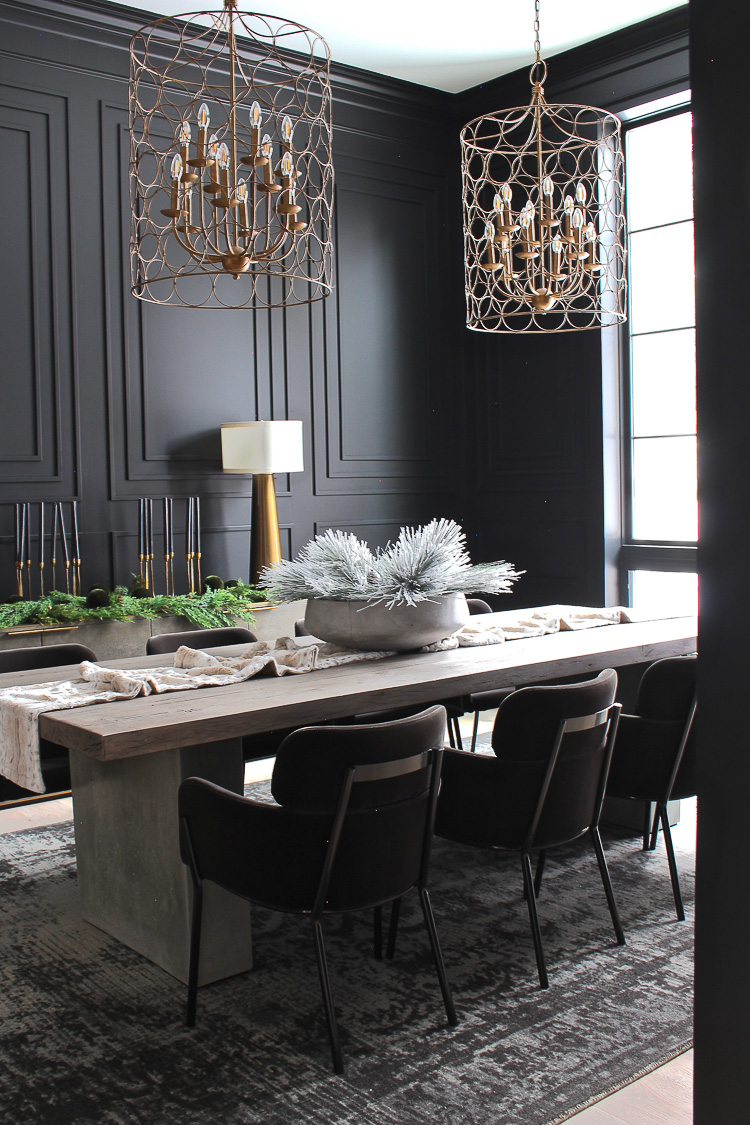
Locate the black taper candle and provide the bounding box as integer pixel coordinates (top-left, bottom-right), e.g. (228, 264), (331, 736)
(195, 496), (202, 592)
(163, 497), (169, 594)
(168, 496), (174, 595)
(58, 502), (70, 594)
(187, 496), (194, 593)
(51, 501), (59, 591)
(148, 498), (154, 593)
(39, 501), (44, 597)
(25, 502), (31, 599)
(72, 501), (81, 595)
(138, 498), (144, 584)
(15, 503), (22, 596)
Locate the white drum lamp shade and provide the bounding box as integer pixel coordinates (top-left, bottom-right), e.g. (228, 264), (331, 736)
(221, 421), (304, 475)
(221, 420), (304, 585)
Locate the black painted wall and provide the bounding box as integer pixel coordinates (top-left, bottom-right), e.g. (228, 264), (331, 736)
(0, 0), (689, 612)
(451, 8), (690, 608)
(691, 0), (750, 1119)
(0, 0), (462, 599)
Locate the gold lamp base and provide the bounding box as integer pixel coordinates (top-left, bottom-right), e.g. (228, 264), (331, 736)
(250, 474), (282, 586)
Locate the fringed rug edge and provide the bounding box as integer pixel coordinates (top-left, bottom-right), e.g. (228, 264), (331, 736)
(542, 1039), (693, 1124)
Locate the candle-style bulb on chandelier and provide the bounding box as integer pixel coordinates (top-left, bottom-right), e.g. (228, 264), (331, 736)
(129, 0), (334, 310)
(461, 0), (627, 332)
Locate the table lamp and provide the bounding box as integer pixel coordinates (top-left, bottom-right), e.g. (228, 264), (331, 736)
(221, 420), (304, 585)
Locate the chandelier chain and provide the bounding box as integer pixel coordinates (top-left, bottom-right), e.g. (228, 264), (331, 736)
(459, 0), (628, 333)
(534, 0), (541, 65)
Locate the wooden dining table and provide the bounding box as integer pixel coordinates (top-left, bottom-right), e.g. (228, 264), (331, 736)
(0, 611), (697, 986)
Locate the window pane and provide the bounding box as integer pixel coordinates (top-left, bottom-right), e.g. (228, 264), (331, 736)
(626, 113), (693, 230)
(631, 329), (696, 437)
(629, 223), (695, 334)
(632, 436), (698, 541)
(630, 570), (698, 617)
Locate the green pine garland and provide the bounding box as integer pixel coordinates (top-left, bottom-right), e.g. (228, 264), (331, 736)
(0, 583), (267, 631)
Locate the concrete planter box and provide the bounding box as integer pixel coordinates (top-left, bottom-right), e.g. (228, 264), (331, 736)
(0, 601), (306, 662)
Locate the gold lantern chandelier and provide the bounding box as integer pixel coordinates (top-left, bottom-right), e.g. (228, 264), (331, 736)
(461, 0), (627, 333)
(129, 0), (334, 309)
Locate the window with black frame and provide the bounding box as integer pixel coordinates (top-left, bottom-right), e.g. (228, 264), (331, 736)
(620, 96), (697, 615)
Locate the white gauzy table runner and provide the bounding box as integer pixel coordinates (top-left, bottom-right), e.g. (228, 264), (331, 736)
(0, 605), (649, 794)
(0, 638), (390, 793)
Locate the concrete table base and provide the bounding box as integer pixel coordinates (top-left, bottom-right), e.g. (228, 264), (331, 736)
(69, 739), (252, 986)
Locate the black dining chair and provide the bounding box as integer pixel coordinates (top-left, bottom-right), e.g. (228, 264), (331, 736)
(433, 669), (623, 989)
(178, 705), (457, 1073)
(0, 643), (98, 804)
(146, 625), (258, 656)
(606, 655), (697, 921)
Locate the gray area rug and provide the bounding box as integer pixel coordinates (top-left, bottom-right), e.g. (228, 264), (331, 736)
(0, 798), (693, 1125)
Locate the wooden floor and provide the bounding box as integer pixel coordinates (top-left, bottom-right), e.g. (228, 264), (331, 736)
(0, 711), (695, 1123)
(569, 1049), (693, 1124)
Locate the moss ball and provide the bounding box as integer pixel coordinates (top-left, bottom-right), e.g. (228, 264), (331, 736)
(130, 585), (153, 599)
(7, 594), (24, 604)
(201, 575), (225, 592)
(224, 579), (240, 588)
(88, 583), (111, 595)
(86, 588), (111, 608)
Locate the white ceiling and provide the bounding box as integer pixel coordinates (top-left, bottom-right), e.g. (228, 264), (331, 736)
(111, 1), (688, 92)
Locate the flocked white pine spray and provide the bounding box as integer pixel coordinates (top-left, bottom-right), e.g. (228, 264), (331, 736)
(259, 519), (522, 607)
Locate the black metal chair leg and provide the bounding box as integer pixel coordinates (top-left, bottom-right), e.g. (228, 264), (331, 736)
(659, 804), (686, 921)
(649, 802), (661, 851)
(312, 919), (344, 1074)
(447, 719), (456, 748)
(470, 711), (480, 753)
(386, 896), (401, 960)
(373, 904), (383, 960)
(534, 850), (546, 898)
(418, 887), (458, 1025)
(521, 853), (549, 989)
(591, 827), (626, 945)
(186, 880), (203, 1028)
(451, 716), (464, 751)
(642, 800), (653, 851)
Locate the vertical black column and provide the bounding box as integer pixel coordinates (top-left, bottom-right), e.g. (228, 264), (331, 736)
(691, 0), (750, 1118)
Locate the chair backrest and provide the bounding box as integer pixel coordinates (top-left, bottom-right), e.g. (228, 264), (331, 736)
(0, 642), (97, 674)
(491, 669), (619, 849)
(637, 654), (697, 799)
(466, 598), (492, 615)
(146, 626), (257, 656)
(179, 705), (446, 915)
(636, 655), (696, 720)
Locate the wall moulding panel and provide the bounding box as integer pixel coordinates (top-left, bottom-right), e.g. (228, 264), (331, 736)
(0, 82), (76, 496)
(472, 333), (600, 493)
(314, 155), (453, 496)
(0, 0), (687, 609)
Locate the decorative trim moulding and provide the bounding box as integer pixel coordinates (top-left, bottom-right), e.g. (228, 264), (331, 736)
(0, 1), (452, 115)
(455, 8), (689, 120)
(0, 87), (75, 490)
(2, 2), (687, 117)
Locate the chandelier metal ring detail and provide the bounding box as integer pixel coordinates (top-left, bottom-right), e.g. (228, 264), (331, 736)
(461, 0), (627, 333)
(129, 1), (334, 310)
